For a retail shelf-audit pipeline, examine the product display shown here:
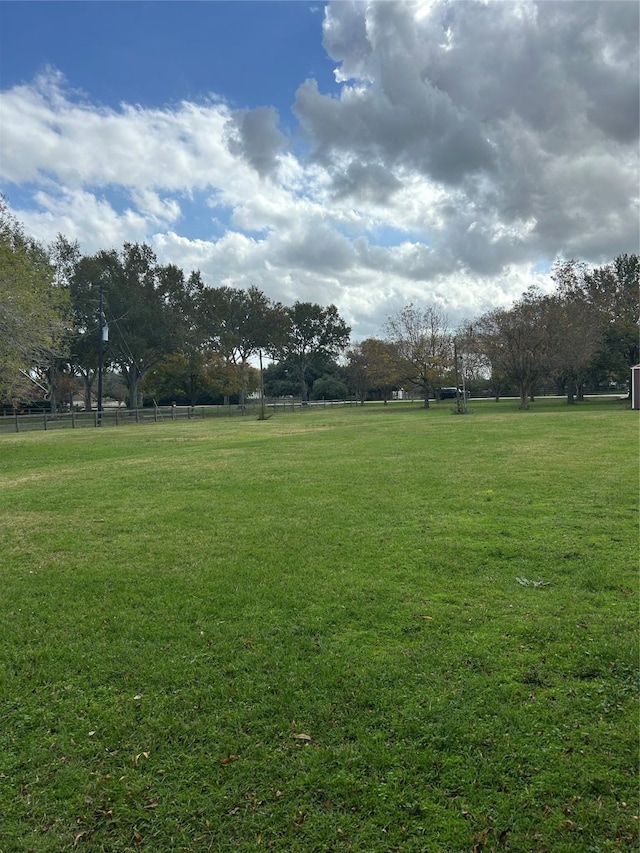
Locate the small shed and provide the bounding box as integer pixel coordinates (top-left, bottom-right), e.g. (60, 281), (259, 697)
(632, 364), (640, 410)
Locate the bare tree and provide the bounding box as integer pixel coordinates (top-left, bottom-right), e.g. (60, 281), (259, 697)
(385, 304), (452, 408)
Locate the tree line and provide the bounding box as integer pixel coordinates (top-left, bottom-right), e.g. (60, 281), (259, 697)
(1, 200), (637, 411)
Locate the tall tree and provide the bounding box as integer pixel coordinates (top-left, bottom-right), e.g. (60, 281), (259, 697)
(269, 302), (351, 403)
(64, 250), (105, 410)
(0, 202), (69, 405)
(584, 254), (639, 382)
(99, 243), (187, 407)
(347, 338), (403, 404)
(551, 255), (639, 392)
(543, 265), (603, 402)
(385, 304), (451, 408)
(198, 285), (286, 407)
(48, 234), (82, 410)
(474, 289), (550, 410)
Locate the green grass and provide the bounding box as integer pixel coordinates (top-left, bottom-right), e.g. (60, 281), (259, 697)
(0, 398), (637, 852)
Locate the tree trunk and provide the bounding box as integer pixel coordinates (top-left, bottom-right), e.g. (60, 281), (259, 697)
(519, 383), (529, 410)
(123, 366), (140, 409)
(47, 364), (58, 415)
(83, 374), (94, 411)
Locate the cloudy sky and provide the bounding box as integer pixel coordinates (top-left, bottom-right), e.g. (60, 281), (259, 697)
(1, 1), (638, 339)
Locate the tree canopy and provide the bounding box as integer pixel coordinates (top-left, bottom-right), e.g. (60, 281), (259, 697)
(269, 302), (351, 403)
(384, 304), (451, 408)
(0, 202), (69, 404)
(0, 206), (636, 410)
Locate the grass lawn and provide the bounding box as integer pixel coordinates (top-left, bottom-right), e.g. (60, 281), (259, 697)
(0, 398), (637, 852)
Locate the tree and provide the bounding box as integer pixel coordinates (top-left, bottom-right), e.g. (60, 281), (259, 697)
(583, 254), (639, 383)
(198, 285), (287, 407)
(347, 338), (403, 404)
(269, 302), (351, 403)
(64, 250), (105, 410)
(542, 265), (603, 403)
(0, 202), (69, 405)
(310, 375), (349, 400)
(474, 289), (551, 410)
(91, 243), (189, 407)
(385, 304), (451, 408)
(159, 266), (206, 406)
(45, 234), (82, 411)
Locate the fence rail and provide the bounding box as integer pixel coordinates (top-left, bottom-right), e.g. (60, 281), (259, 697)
(0, 399), (360, 434)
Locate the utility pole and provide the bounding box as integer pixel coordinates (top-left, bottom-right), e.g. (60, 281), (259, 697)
(258, 349), (266, 420)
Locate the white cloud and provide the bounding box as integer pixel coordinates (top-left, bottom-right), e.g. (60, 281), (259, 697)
(0, 0), (637, 341)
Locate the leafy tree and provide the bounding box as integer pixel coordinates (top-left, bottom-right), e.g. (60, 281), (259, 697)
(262, 361), (300, 397)
(0, 202), (69, 405)
(583, 254), (639, 383)
(158, 266), (206, 406)
(45, 234), (83, 411)
(385, 304), (451, 408)
(83, 243), (190, 407)
(64, 250), (106, 410)
(550, 255), (638, 395)
(347, 338), (403, 404)
(474, 289), (551, 410)
(541, 266), (603, 402)
(269, 302), (351, 403)
(198, 285), (286, 407)
(310, 375), (349, 400)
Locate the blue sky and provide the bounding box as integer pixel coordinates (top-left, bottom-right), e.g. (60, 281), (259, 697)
(1, 2), (338, 116)
(1, 1), (638, 339)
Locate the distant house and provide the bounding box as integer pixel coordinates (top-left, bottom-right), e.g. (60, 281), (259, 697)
(632, 365), (640, 410)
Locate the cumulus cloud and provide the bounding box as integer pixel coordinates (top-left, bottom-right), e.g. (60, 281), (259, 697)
(225, 106), (287, 177)
(296, 0), (639, 265)
(0, 1), (637, 340)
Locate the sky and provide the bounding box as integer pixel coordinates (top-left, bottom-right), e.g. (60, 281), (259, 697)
(1, 0), (638, 340)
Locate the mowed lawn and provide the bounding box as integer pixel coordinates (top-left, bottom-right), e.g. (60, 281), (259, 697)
(0, 399), (637, 852)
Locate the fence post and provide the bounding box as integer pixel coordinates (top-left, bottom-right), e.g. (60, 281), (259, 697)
(95, 411), (99, 427)
(71, 410), (75, 428)
(14, 411), (19, 433)
(116, 408), (120, 426)
(43, 411), (47, 431)
(135, 408), (139, 423)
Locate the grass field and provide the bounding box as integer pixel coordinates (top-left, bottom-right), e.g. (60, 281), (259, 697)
(0, 398), (637, 852)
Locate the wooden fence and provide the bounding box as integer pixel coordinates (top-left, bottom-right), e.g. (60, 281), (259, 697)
(0, 399), (359, 434)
